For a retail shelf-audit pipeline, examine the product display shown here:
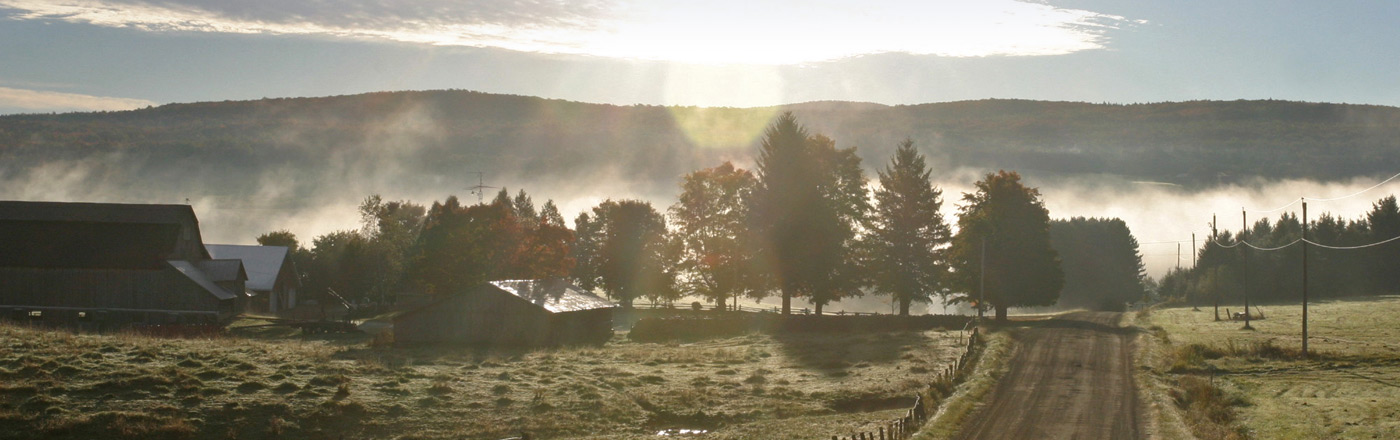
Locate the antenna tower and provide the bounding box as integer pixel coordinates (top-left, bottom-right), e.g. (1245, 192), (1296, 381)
(468, 172), (498, 205)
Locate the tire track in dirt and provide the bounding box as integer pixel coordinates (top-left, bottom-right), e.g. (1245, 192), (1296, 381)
(954, 311), (1141, 440)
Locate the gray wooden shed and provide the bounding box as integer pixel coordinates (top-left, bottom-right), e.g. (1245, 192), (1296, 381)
(393, 279), (614, 346)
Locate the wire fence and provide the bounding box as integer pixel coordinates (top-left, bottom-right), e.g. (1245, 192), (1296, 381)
(828, 327), (984, 440)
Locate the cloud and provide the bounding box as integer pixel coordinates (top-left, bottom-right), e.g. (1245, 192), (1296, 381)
(0, 86), (157, 113)
(0, 0), (1136, 64)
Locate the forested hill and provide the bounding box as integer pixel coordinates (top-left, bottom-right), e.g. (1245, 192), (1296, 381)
(4, 90), (1400, 209)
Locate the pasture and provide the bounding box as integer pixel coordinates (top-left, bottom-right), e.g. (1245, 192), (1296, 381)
(1143, 296), (1400, 439)
(0, 320), (971, 439)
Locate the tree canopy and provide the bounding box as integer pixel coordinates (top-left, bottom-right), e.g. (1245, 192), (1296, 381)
(949, 170), (1063, 321)
(1049, 217), (1147, 311)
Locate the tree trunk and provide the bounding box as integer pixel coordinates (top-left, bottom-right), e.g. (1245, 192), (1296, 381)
(995, 304), (1008, 321)
(899, 298), (911, 316)
(781, 286), (792, 315)
(814, 303), (823, 315)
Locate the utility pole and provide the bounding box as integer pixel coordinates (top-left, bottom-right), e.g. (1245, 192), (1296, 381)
(1191, 232), (1200, 311)
(979, 236), (986, 322)
(467, 172), (498, 205)
(1242, 208), (1253, 330)
(1177, 242), (1182, 271)
(1302, 200), (1309, 356)
(1213, 214), (1220, 321)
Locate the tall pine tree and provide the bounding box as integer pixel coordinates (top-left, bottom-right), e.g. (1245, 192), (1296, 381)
(867, 140), (951, 315)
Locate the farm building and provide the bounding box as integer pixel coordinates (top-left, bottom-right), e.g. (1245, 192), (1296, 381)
(393, 279), (615, 346)
(206, 244), (300, 314)
(0, 201), (247, 329)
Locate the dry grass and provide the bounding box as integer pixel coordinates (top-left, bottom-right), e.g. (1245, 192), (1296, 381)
(0, 320), (968, 439)
(1143, 296), (1400, 439)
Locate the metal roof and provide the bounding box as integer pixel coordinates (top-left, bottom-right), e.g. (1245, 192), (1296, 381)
(490, 279), (615, 313)
(167, 260), (237, 300)
(205, 245), (292, 291)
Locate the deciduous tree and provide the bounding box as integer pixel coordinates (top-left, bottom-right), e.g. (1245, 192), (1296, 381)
(949, 170), (1063, 321)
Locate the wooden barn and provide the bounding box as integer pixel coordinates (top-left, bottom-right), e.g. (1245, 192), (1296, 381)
(206, 244), (300, 314)
(0, 201), (247, 329)
(393, 279), (614, 346)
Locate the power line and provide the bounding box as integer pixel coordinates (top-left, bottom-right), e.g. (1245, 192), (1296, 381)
(1303, 235), (1400, 250)
(1245, 170), (1400, 213)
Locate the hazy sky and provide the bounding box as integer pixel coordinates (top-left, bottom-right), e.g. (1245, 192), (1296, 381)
(3, 0), (1399, 113)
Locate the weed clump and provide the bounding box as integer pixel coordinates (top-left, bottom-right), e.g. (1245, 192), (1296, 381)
(1168, 375), (1249, 440)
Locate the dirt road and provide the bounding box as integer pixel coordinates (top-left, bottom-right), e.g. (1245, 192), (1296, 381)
(954, 311), (1141, 440)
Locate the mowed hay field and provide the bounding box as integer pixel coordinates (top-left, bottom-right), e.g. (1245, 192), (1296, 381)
(0, 322), (969, 439)
(1144, 296), (1400, 439)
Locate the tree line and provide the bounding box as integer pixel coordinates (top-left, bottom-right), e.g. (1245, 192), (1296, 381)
(260, 113), (1101, 320)
(1158, 195), (1400, 310)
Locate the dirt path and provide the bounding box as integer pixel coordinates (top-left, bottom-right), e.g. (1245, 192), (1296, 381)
(954, 311), (1141, 440)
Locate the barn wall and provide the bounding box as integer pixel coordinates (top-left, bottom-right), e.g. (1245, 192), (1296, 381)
(550, 308), (614, 345)
(0, 266), (228, 326)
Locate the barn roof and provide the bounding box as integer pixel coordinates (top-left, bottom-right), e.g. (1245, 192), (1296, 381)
(490, 279), (615, 313)
(0, 200), (210, 268)
(205, 245), (294, 291)
(168, 260), (238, 300)
(0, 200), (200, 224)
(196, 259), (248, 283)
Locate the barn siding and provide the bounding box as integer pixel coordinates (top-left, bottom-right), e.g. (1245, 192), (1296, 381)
(0, 267), (226, 317)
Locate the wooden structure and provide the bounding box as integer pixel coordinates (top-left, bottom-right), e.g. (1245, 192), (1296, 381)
(206, 244), (300, 314)
(0, 201), (246, 329)
(393, 279), (614, 346)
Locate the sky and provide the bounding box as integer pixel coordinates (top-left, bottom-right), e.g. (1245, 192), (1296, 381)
(3, 0), (1400, 113)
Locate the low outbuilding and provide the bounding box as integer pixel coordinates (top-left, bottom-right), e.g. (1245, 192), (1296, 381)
(205, 244), (300, 314)
(393, 279), (614, 346)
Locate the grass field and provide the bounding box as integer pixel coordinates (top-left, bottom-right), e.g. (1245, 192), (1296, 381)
(1142, 296), (1400, 439)
(0, 320), (971, 439)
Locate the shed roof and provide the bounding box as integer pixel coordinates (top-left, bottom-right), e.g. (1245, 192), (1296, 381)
(205, 245), (294, 291)
(490, 279), (615, 314)
(168, 260), (237, 300)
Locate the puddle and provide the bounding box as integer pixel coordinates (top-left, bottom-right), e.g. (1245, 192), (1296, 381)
(656, 428), (710, 436)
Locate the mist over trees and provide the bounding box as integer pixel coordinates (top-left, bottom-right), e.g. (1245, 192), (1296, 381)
(1159, 195), (1400, 308)
(12, 91), (1400, 235)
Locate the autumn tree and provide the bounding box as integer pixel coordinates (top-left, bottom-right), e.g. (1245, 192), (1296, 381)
(866, 140), (951, 315)
(949, 170), (1063, 321)
(669, 162), (761, 310)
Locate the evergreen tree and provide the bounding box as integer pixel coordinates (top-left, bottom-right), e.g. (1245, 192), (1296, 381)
(749, 113), (869, 314)
(866, 140), (950, 315)
(1049, 217), (1146, 311)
